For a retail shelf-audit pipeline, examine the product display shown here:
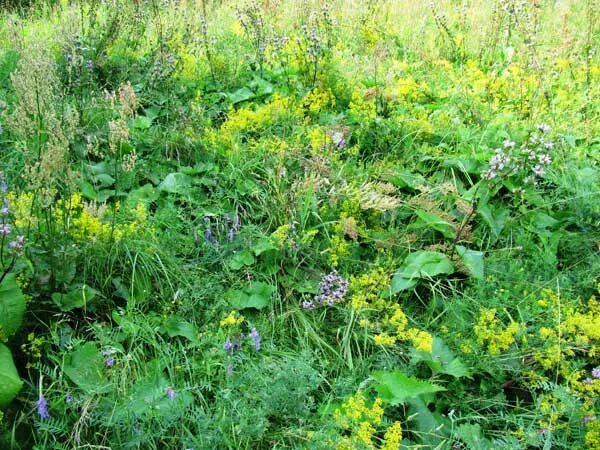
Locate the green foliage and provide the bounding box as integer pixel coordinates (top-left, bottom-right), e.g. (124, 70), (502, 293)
(0, 0), (599, 449)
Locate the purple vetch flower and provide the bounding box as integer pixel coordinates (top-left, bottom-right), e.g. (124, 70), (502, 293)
(65, 392), (72, 403)
(302, 300), (316, 310)
(224, 337), (234, 354)
(37, 394), (50, 419)
(249, 328), (261, 351)
(592, 367), (600, 379)
(0, 200), (8, 216)
(226, 364), (234, 376)
(227, 228), (234, 242)
(165, 387), (176, 400)
(0, 172), (7, 194)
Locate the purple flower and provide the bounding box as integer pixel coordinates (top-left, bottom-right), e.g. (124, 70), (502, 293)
(224, 337), (234, 354)
(65, 392), (72, 403)
(310, 271), (348, 308)
(249, 328), (261, 351)
(226, 364), (234, 376)
(532, 165), (545, 177)
(0, 172), (7, 194)
(165, 387), (176, 400)
(227, 228), (234, 242)
(37, 394), (50, 420)
(302, 300), (316, 310)
(105, 356), (114, 368)
(592, 367), (600, 379)
(0, 223), (10, 236)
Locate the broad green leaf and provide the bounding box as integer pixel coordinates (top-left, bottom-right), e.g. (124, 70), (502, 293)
(455, 245), (484, 279)
(0, 273), (26, 338)
(131, 115), (153, 129)
(80, 180), (98, 201)
(228, 250), (255, 270)
(391, 251), (454, 294)
(251, 238), (278, 256)
(455, 424), (493, 450)
(390, 274), (417, 293)
(51, 285), (97, 312)
(63, 343), (111, 394)
(162, 316), (198, 343)
(0, 343), (23, 407)
(413, 210), (456, 239)
(400, 251), (454, 279)
(158, 173), (192, 194)
(227, 87), (255, 104)
(372, 370), (445, 405)
(407, 397), (449, 445)
(477, 204), (510, 241)
(385, 168), (426, 190)
(228, 282), (275, 310)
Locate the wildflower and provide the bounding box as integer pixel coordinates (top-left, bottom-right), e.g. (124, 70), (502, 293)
(65, 392), (72, 403)
(592, 367), (600, 379)
(584, 415), (597, 424)
(9, 235), (25, 254)
(503, 139), (516, 148)
(532, 165), (545, 177)
(537, 123), (551, 133)
(313, 271), (349, 307)
(302, 300), (316, 310)
(224, 337), (234, 354)
(37, 394), (50, 420)
(0, 200), (8, 216)
(102, 349), (115, 368)
(0, 223), (10, 236)
(226, 364), (234, 376)
(538, 153), (552, 165)
(105, 356), (114, 368)
(165, 387), (176, 400)
(249, 328), (261, 351)
(330, 130), (347, 149)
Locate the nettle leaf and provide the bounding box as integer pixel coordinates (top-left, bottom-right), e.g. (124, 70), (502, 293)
(0, 343), (23, 407)
(0, 273), (26, 338)
(411, 337), (472, 379)
(63, 343), (111, 394)
(51, 285), (97, 312)
(413, 210), (456, 239)
(455, 245), (484, 279)
(372, 370), (445, 405)
(391, 251), (454, 293)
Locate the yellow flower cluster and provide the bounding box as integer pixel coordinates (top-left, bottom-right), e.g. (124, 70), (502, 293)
(220, 311), (245, 328)
(531, 290), (600, 371)
(7, 192), (150, 243)
(348, 89), (376, 122)
(473, 308), (519, 355)
(375, 303), (433, 352)
(303, 87), (335, 114)
(349, 268), (388, 310)
(221, 94), (299, 135)
(333, 390), (402, 450)
(586, 419), (600, 450)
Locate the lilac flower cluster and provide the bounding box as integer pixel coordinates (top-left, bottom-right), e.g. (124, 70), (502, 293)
(481, 124), (554, 188)
(224, 328), (261, 355)
(203, 213), (240, 246)
(102, 348), (116, 368)
(0, 172), (25, 256)
(302, 271), (348, 310)
(37, 394), (50, 420)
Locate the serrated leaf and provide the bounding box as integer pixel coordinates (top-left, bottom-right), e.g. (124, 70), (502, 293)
(0, 343), (23, 407)
(0, 273), (26, 338)
(372, 370), (445, 405)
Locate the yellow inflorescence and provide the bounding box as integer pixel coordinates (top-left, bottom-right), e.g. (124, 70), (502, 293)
(220, 311), (245, 328)
(474, 308), (519, 355)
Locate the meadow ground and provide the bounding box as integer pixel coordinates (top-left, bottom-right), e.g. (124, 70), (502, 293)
(0, 0), (599, 448)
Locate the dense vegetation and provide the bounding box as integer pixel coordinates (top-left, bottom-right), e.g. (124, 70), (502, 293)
(0, 0), (599, 448)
